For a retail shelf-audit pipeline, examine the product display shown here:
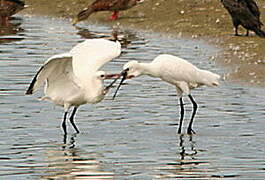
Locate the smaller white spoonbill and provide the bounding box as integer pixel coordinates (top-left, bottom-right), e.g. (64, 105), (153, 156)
(25, 39), (121, 134)
(113, 54), (220, 134)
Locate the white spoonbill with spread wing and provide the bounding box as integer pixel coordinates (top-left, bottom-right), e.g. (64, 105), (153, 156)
(26, 39), (121, 134)
(113, 54), (220, 134)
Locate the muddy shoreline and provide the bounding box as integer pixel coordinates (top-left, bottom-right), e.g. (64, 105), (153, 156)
(24, 0), (265, 86)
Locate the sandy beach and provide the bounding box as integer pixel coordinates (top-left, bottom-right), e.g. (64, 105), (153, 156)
(24, 0), (265, 86)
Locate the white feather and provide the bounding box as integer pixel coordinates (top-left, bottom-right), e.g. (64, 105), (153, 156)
(70, 39), (121, 80)
(123, 54), (220, 96)
(26, 39), (121, 109)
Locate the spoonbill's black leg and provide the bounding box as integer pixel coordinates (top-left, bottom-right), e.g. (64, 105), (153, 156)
(187, 94), (197, 134)
(62, 112), (68, 134)
(177, 97), (184, 134)
(63, 134), (67, 145)
(69, 107), (80, 133)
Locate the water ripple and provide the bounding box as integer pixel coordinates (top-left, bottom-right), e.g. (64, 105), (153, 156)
(0, 14), (264, 179)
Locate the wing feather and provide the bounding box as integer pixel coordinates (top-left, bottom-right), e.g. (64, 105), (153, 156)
(25, 53), (72, 95)
(70, 39), (121, 79)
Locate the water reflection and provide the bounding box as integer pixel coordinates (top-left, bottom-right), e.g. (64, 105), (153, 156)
(0, 17), (24, 44)
(155, 135), (214, 179)
(1, 15), (265, 179)
(179, 135), (197, 161)
(62, 133), (78, 148)
(41, 134), (114, 179)
(76, 26), (135, 48)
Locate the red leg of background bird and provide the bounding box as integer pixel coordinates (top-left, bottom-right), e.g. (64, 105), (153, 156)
(5, 17), (10, 26)
(0, 16), (7, 26)
(0, 17), (3, 26)
(109, 11), (119, 21)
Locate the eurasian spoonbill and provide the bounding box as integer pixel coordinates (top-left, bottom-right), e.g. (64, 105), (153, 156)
(25, 39), (121, 134)
(113, 54), (220, 134)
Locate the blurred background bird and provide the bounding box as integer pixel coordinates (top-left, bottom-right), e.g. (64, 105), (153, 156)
(220, 0), (265, 37)
(72, 0), (144, 25)
(0, 0), (26, 26)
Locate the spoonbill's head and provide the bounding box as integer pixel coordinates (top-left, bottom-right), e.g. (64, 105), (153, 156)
(122, 60), (142, 79)
(95, 71), (106, 81)
(111, 60), (142, 99)
(95, 71), (120, 95)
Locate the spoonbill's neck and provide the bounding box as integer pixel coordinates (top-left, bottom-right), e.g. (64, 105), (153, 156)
(139, 62), (159, 78)
(79, 78), (105, 103)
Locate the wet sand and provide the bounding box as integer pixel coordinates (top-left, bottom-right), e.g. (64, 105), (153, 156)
(24, 0), (265, 86)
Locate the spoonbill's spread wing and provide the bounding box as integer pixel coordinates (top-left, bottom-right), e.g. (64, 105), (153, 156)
(70, 39), (121, 79)
(25, 53), (75, 95)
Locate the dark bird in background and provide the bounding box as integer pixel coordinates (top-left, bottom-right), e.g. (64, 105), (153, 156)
(72, 0), (144, 25)
(0, 0), (26, 26)
(220, 0), (265, 37)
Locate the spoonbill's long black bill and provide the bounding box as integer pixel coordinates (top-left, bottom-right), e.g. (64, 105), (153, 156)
(112, 70), (128, 100)
(104, 74), (121, 92)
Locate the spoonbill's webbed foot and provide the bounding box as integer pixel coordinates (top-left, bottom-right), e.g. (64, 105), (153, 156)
(69, 107), (80, 134)
(187, 94), (197, 135)
(177, 97), (184, 134)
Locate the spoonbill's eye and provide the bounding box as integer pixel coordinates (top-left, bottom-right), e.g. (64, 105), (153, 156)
(100, 74), (105, 78)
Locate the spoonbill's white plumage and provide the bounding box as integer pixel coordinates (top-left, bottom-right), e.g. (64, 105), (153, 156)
(26, 39), (121, 134)
(113, 54), (220, 134)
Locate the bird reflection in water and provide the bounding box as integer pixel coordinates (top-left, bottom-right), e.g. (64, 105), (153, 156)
(40, 133), (114, 179)
(62, 132), (78, 148)
(179, 134), (197, 161)
(0, 0), (26, 39)
(0, 17), (24, 43)
(0, 0), (26, 26)
(75, 26), (143, 48)
(155, 135), (216, 179)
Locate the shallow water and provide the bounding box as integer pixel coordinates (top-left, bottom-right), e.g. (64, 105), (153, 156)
(0, 15), (265, 179)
